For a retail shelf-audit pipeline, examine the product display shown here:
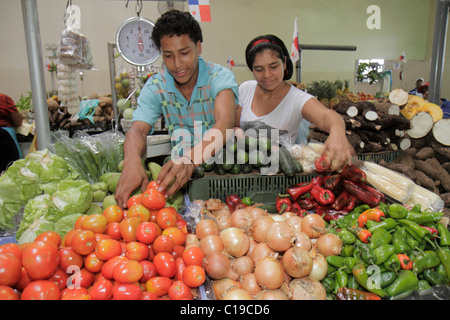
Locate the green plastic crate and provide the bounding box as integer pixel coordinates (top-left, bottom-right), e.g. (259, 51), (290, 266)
(186, 172), (316, 204)
(357, 151), (402, 164)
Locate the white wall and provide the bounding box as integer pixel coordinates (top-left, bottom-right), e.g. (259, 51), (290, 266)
(0, 0), (447, 103)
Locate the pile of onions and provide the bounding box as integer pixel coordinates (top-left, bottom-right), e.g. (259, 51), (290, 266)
(195, 202), (336, 301)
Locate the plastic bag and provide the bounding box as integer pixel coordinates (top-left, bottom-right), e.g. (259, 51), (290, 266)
(76, 99), (100, 124)
(240, 120), (292, 147)
(57, 26), (94, 70)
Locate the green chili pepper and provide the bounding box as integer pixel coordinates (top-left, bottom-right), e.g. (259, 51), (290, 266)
(388, 203), (408, 219)
(347, 275), (360, 290)
(399, 219), (430, 239)
(342, 257), (359, 274)
(406, 234), (419, 251)
(352, 204), (371, 215)
(370, 228), (392, 249)
(321, 275), (336, 293)
(241, 197), (254, 206)
(437, 223), (450, 247)
(374, 244), (396, 265)
(423, 269), (449, 286)
(379, 271), (397, 288)
(334, 269), (348, 293)
(412, 250), (441, 274)
(385, 270), (419, 297)
(392, 227), (409, 254)
(326, 255), (345, 268)
(383, 253), (401, 272)
(437, 247), (450, 279)
(367, 218), (397, 233)
(417, 279), (431, 290)
(437, 264), (447, 277)
(341, 244), (354, 257)
(404, 211), (443, 224)
(327, 265), (336, 275)
(410, 204), (421, 213)
(336, 212), (361, 229)
(357, 242), (377, 265)
(338, 229), (357, 245)
(352, 262), (386, 298)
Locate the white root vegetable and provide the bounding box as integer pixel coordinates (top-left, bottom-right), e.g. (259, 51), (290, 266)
(407, 112), (434, 139)
(389, 88), (409, 106)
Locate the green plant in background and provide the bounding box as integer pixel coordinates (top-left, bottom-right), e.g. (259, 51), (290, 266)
(16, 92), (33, 112)
(356, 62), (382, 84)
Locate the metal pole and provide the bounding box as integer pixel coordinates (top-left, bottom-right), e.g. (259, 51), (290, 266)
(108, 42), (119, 126)
(428, 0), (449, 104)
(21, 0), (50, 150)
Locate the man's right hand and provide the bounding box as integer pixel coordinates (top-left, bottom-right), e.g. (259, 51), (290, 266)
(115, 161), (149, 210)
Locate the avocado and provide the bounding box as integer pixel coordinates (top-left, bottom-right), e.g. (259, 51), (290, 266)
(202, 161), (215, 172)
(192, 165), (205, 179)
(230, 163), (242, 174)
(241, 163), (254, 174)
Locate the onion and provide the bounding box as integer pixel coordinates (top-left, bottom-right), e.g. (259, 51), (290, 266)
(199, 234), (224, 256)
(240, 273), (261, 296)
(301, 214), (326, 239)
(293, 231), (312, 251)
(251, 242), (276, 265)
(203, 252), (239, 280)
(212, 278), (241, 300)
(250, 215), (274, 243)
(220, 227), (250, 257)
(222, 287), (254, 300)
(214, 207), (232, 230)
(196, 219), (220, 239)
(270, 214), (286, 222)
(316, 233), (343, 257)
(255, 289), (289, 300)
(254, 257), (285, 290)
(288, 277), (327, 300)
(246, 237), (258, 258)
(308, 248), (328, 281)
(265, 221), (294, 252)
(286, 215), (302, 233)
(231, 256), (255, 275)
(186, 233), (199, 244)
(247, 206), (267, 220)
(282, 247), (313, 278)
(281, 211), (295, 219)
(230, 208), (253, 230)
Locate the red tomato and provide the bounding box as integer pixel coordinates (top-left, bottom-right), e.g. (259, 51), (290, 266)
(60, 287), (89, 300)
(141, 188), (166, 211)
(103, 205), (124, 223)
(140, 291), (158, 300)
(127, 194), (143, 209)
(74, 215), (86, 229)
(153, 252), (176, 278)
(172, 244), (185, 259)
(95, 239), (122, 261)
(95, 233), (111, 242)
(48, 267), (69, 290)
(0, 242), (22, 261)
(14, 268), (31, 292)
(71, 230), (97, 256)
(119, 217), (141, 243)
(176, 219), (188, 235)
(81, 214), (108, 234)
(0, 285), (19, 300)
(146, 180), (160, 190)
(145, 276), (172, 297)
(62, 229), (78, 247)
(139, 260), (157, 283)
(112, 283), (142, 300)
(0, 253), (22, 287)
(168, 280), (194, 300)
(35, 231), (62, 248)
(84, 252), (105, 274)
(182, 265), (206, 288)
(71, 267), (95, 289)
(105, 222), (122, 240)
(89, 278), (113, 300)
(22, 241), (59, 280)
(152, 234), (174, 254)
(21, 280), (61, 300)
(127, 204), (151, 222)
(136, 221), (159, 244)
(174, 257), (186, 281)
(113, 259), (143, 283)
(163, 226), (186, 246)
(156, 207), (177, 230)
(126, 241), (150, 261)
(101, 255), (128, 280)
(182, 246), (205, 267)
(149, 210), (158, 223)
(59, 247), (83, 272)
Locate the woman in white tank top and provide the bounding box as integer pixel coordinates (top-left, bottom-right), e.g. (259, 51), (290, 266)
(236, 34), (354, 167)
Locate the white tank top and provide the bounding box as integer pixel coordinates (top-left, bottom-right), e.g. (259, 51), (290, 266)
(239, 80), (314, 143)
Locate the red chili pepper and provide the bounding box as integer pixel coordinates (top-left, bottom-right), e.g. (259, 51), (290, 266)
(331, 190), (351, 211)
(297, 197), (317, 211)
(276, 194), (292, 213)
(311, 176), (323, 186)
(290, 202), (303, 215)
(343, 195), (358, 212)
(343, 180), (385, 208)
(341, 164), (367, 184)
(336, 287), (381, 300)
(323, 174), (344, 193)
(357, 208), (385, 227)
(397, 254), (413, 270)
(348, 226), (372, 243)
(225, 194), (246, 212)
(285, 182), (314, 202)
(420, 225), (438, 239)
(316, 206), (347, 222)
(314, 153), (332, 175)
(311, 185), (335, 206)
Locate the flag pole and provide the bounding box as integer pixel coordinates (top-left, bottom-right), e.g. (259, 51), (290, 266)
(296, 40), (301, 84)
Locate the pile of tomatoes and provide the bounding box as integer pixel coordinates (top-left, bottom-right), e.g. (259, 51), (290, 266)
(0, 182), (206, 300)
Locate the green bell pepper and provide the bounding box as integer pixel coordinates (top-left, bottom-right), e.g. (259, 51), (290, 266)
(392, 227), (409, 254)
(423, 269), (449, 286)
(326, 255), (345, 268)
(321, 275), (336, 293)
(417, 279), (431, 290)
(412, 250), (441, 274)
(370, 228), (392, 249)
(334, 269), (348, 293)
(338, 229), (357, 245)
(379, 271), (397, 288)
(347, 275), (360, 290)
(384, 253), (401, 272)
(374, 244), (396, 265)
(388, 203), (408, 219)
(357, 242), (377, 265)
(385, 270), (419, 297)
(367, 218), (397, 233)
(341, 244), (354, 257)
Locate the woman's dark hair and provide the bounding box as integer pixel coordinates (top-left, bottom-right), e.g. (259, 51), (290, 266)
(245, 35), (294, 80)
(152, 10), (203, 49)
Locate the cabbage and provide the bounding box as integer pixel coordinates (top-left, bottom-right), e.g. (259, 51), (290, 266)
(0, 198), (22, 230)
(0, 160), (41, 204)
(16, 215), (54, 245)
(51, 179), (93, 216)
(25, 149), (71, 183)
(54, 213), (83, 239)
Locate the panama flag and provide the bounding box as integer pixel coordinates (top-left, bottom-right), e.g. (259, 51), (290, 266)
(291, 16), (300, 64)
(226, 55), (235, 70)
(188, 0), (212, 22)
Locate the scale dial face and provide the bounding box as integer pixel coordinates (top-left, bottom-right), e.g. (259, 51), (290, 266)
(116, 17), (160, 66)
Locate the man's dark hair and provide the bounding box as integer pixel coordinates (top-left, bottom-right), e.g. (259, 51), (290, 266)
(152, 10), (203, 49)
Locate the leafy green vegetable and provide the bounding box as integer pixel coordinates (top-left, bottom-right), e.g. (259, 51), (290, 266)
(50, 179), (93, 218)
(54, 213), (83, 239)
(0, 199), (22, 230)
(15, 92), (32, 112)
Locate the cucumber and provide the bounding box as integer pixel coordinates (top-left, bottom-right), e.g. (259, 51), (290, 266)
(279, 145), (296, 177)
